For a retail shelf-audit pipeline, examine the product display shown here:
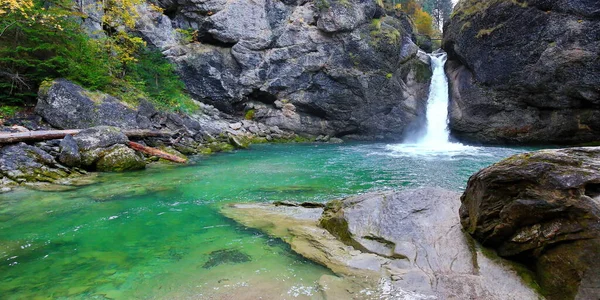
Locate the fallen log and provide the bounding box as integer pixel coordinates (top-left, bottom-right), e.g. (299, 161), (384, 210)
(127, 141), (187, 164)
(0, 129), (174, 144)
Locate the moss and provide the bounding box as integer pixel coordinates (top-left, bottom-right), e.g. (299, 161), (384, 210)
(461, 21), (472, 32)
(413, 59), (433, 83)
(198, 147), (213, 155)
(369, 18), (401, 47)
(249, 137), (269, 144)
(38, 79), (55, 96)
(244, 109), (255, 120)
(96, 145), (146, 172)
(452, 0), (528, 22)
(208, 142), (235, 153)
(82, 90), (106, 104)
(476, 24), (504, 38)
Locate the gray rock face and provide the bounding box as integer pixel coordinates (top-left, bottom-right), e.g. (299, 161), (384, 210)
(320, 188), (541, 299)
(35, 79), (140, 129)
(58, 134), (81, 167)
(0, 143), (72, 184)
(443, 0), (600, 144)
(139, 0), (432, 140)
(223, 188), (541, 299)
(460, 147), (600, 300)
(34, 79), (295, 155)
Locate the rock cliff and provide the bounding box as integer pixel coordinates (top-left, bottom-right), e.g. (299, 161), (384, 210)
(137, 0), (432, 140)
(443, 0), (600, 144)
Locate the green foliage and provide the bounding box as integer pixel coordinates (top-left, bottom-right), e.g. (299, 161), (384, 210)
(0, 0), (113, 105)
(245, 109), (256, 120)
(175, 28), (197, 45)
(0, 0), (194, 113)
(124, 48), (197, 112)
(0, 105), (19, 120)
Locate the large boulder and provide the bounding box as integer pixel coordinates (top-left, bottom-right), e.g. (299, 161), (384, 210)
(223, 188), (541, 299)
(95, 144), (146, 172)
(460, 147), (600, 299)
(140, 0), (432, 140)
(35, 79), (140, 129)
(443, 0), (600, 144)
(72, 126), (133, 169)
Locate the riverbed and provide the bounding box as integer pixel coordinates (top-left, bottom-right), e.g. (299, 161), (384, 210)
(0, 142), (533, 299)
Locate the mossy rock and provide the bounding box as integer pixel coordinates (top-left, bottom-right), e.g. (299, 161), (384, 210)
(96, 145), (146, 172)
(208, 142), (235, 153)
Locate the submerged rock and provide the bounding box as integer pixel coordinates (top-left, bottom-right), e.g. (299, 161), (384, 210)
(443, 0), (600, 144)
(202, 249), (251, 269)
(222, 188), (541, 299)
(460, 147), (600, 300)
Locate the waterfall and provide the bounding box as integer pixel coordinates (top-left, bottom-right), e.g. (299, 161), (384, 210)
(385, 51), (477, 156)
(418, 52), (450, 146)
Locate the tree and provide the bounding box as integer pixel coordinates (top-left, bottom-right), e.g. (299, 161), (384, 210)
(421, 0), (453, 28)
(0, 0), (194, 111)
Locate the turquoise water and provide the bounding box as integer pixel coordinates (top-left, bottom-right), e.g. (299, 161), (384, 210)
(0, 143), (532, 299)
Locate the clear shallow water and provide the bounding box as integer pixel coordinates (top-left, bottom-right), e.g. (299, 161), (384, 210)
(0, 143), (535, 299)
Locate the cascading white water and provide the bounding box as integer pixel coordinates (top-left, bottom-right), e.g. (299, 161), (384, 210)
(418, 52), (450, 145)
(385, 51), (479, 157)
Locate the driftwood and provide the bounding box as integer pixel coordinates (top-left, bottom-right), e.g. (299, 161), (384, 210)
(128, 141), (187, 164)
(0, 129), (174, 144)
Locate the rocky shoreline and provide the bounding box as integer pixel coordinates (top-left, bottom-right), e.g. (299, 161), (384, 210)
(222, 147), (600, 300)
(0, 78), (339, 193)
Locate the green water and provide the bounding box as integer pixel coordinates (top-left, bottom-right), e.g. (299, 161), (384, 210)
(0, 143), (532, 299)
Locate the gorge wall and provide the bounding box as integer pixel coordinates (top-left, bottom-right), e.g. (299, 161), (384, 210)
(443, 0), (600, 145)
(133, 0), (432, 140)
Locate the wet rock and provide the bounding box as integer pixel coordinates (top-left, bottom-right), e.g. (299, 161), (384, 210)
(460, 147), (600, 300)
(443, 0), (600, 144)
(59, 135), (81, 167)
(222, 188), (541, 299)
(202, 249), (251, 269)
(95, 144), (146, 172)
(228, 134), (249, 149)
(0, 143), (72, 184)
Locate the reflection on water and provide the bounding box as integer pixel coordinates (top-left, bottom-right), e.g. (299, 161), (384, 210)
(0, 143), (535, 299)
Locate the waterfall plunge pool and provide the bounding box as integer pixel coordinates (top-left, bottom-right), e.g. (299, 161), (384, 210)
(0, 142), (537, 299)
